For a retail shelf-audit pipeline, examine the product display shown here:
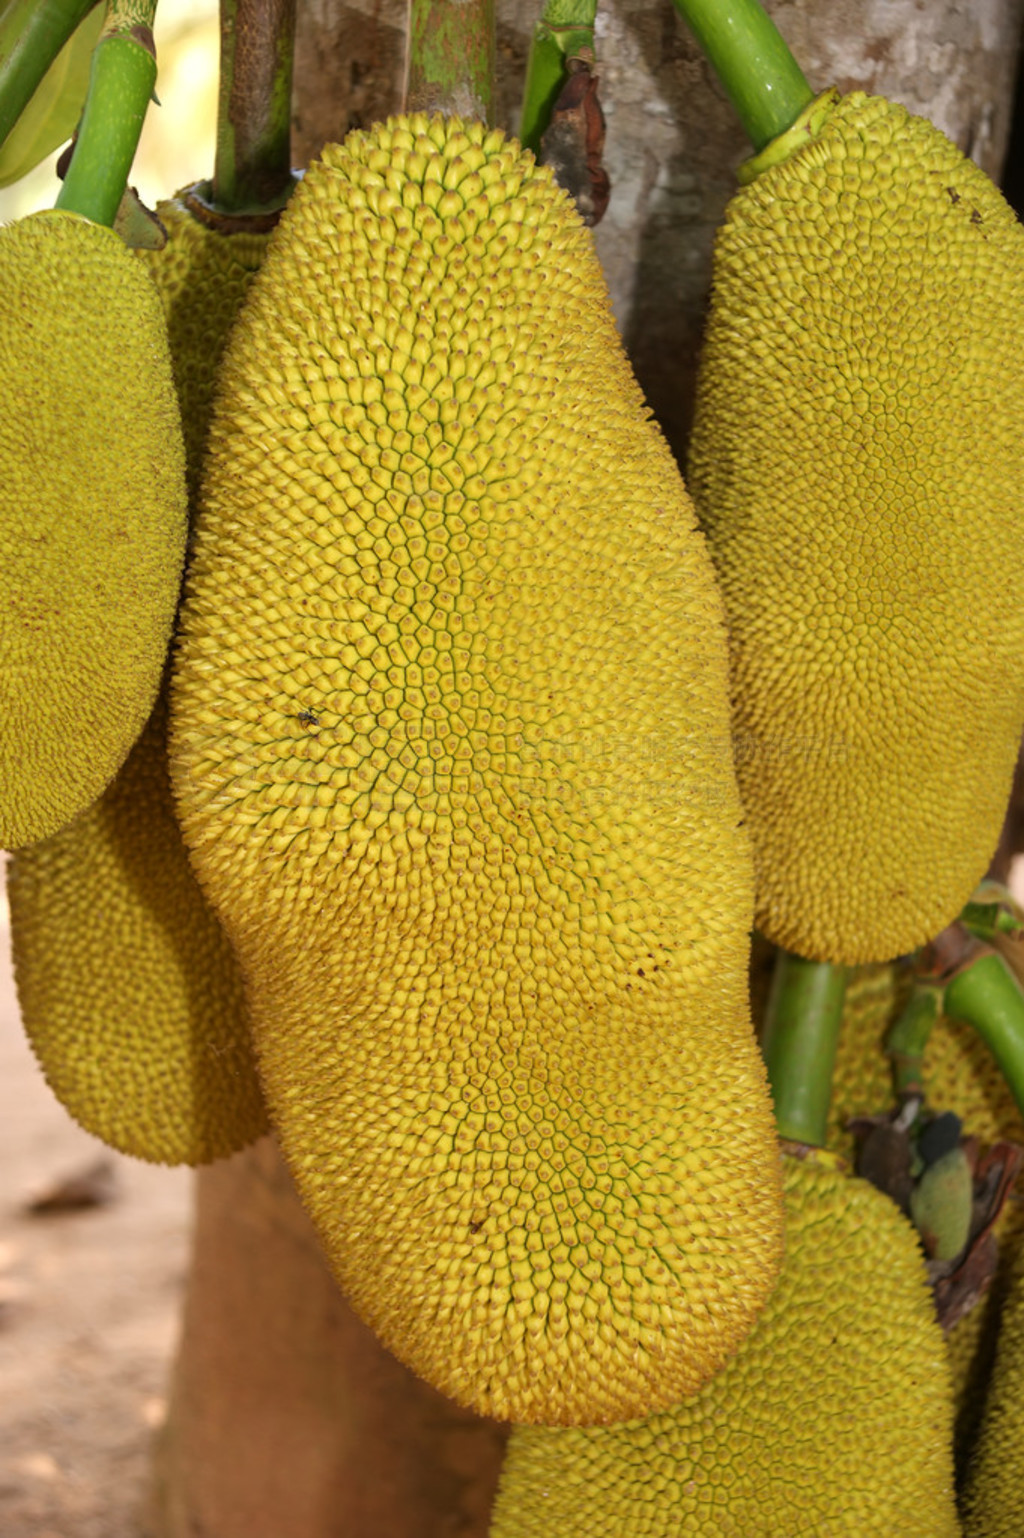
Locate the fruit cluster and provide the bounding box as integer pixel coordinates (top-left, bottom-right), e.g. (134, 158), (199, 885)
(4, 5), (1024, 1532)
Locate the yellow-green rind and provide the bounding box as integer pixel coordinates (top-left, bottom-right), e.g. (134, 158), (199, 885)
(139, 198), (273, 504)
(490, 1155), (959, 1537)
(7, 697), (268, 1164)
(961, 1243), (1024, 1535)
(690, 92), (1024, 965)
(7, 202), (271, 1165)
(0, 210), (187, 849)
(170, 114), (782, 1425)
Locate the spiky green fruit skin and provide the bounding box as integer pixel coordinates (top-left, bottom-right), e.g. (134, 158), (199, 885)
(7, 202), (270, 1165)
(490, 1154), (959, 1537)
(169, 115), (782, 1426)
(0, 210), (187, 850)
(689, 93), (1024, 965)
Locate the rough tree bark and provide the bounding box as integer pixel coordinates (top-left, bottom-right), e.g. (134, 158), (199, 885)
(145, 2), (1024, 1534)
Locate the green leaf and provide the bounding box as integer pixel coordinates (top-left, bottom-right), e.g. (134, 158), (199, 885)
(0, 3), (102, 189)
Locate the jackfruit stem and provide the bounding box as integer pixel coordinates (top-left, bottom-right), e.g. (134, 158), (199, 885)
(760, 950), (847, 1146)
(668, 0), (813, 153)
(943, 949), (1024, 1123)
(54, 0), (156, 227)
(212, 0), (295, 215)
(960, 886), (1024, 945)
(519, 0), (596, 154)
(0, 0), (99, 151)
(404, 0), (496, 124)
(886, 982), (944, 1099)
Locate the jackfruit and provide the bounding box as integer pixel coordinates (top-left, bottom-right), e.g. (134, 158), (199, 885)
(0, 209), (187, 849)
(489, 1151), (959, 1537)
(169, 114), (783, 1425)
(7, 198), (270, 1164)
(961, 1242), (1024, 1536)
(139, 198), (274, 507)
(689, 90), (1024, 965)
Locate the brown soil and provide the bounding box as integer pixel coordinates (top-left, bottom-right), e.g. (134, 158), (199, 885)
(0, 887), (191, 1538)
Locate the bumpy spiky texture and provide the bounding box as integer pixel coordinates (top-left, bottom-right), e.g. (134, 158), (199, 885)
(689, 92), (1024, 965)
(490, 1154), (959, 1537)
(7, 698), (268, 1162)
(0, 210), (187, 849)
(170, 115), (782, 1425)
(140, 199), (272, 505)
(961, 1243), (1024, 1535)
(7, 202), (270, 1165)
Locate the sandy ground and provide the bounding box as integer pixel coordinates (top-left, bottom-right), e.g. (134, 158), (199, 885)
(0, 884), (191, 1538)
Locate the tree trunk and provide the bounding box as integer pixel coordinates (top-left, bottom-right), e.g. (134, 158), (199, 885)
(144, 1138), (507, 1538)
(147, 2), (1024, 1533)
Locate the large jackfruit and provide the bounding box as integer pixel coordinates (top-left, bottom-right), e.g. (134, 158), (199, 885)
(169, 114), (783, 1425)
(689, 91), (1024, 965)
(0, 210), (187, 849)
(7, 200), (270, 1165)
(490, 1151), (959, 1537)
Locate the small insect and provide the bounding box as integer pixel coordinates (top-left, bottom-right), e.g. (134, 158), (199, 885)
(297, 707), (320, 730)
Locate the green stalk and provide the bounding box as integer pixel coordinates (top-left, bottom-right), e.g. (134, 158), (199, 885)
(213, 0), (295, 214)
(668, 0), (813, 153)
(944, 949), (1024, 1123)
(886, 982), (943, 1099)
(519, 0), (596, 155)
(55, 0), (157, 226)
(0, 0), (99, 149)
(760, 950), (847, 1146)
(405, 0), (495, 124)
(960, 891), (1024, 945)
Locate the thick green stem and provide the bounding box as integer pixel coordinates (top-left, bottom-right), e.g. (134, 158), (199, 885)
(944, 950), (1024, 1124)
(0, 0), (99, 149)
(886, 983), (943, 1099)
(404, 0), (495, 123)
(760, 950), (847, 1146)
(519, 0), (596, 155)
(213, 0), (295, 214)
(55, 0), (157, 226)
(668, 0), (813, 153)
